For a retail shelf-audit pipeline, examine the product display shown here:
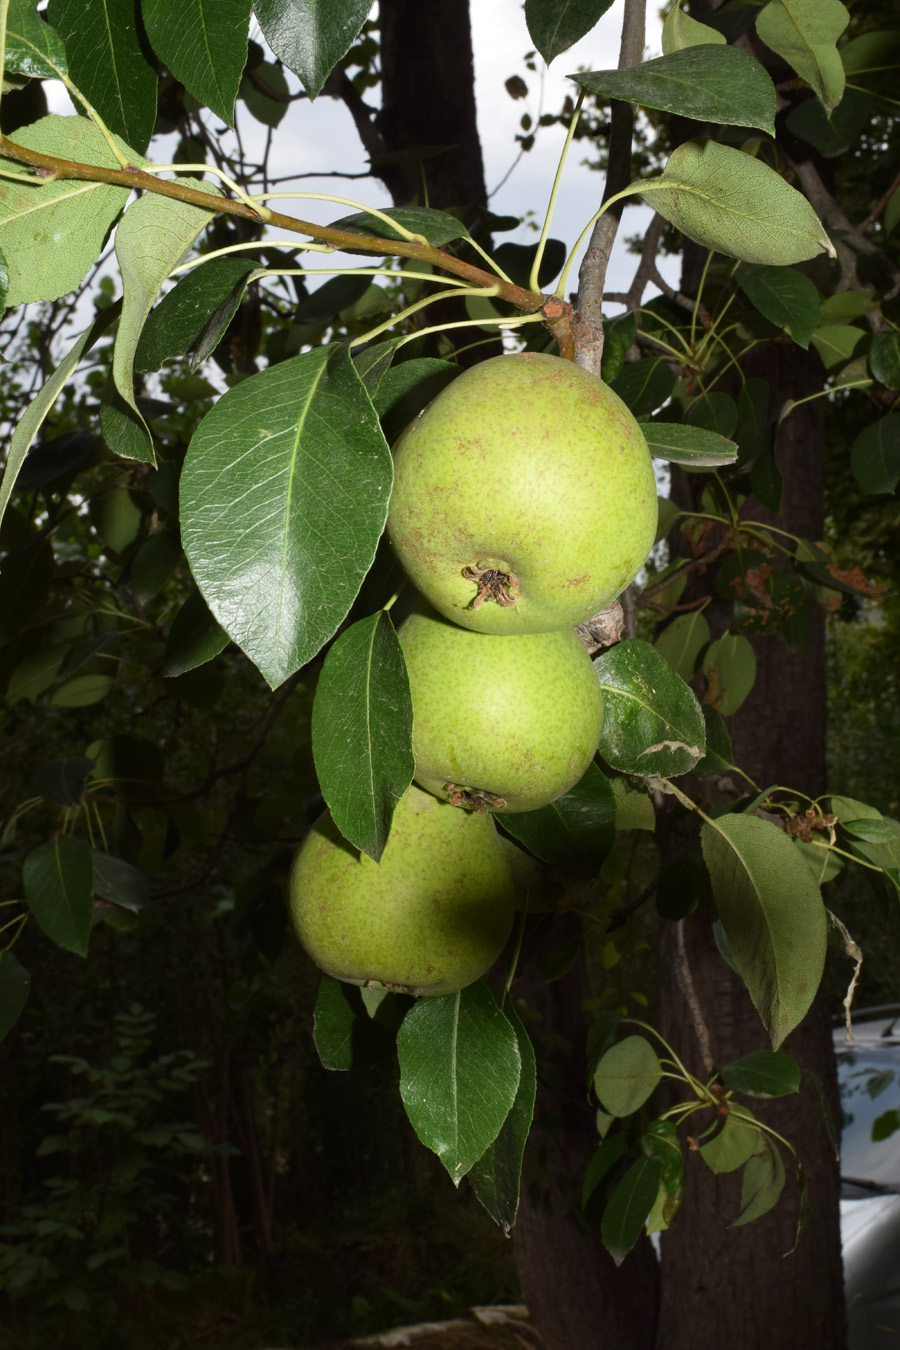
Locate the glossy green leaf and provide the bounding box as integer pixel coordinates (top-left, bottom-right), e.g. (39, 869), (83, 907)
(397, 983), (521, 1186)
(142, 0), (253, 125)
(5, 0), (68, 78)
(102, 181), (221, 464)
(0, 305), (118, 537)
(135, 257), (258, 372)
(525, 0), (615, 63)
(163, 589), (229, 677)
(600, 312), (637, 383)
(701, 1109), (760, 1173)
(330, 206), (466, 250)
(702, 632), (756, 716)
(594, 639), (706, 778)
(643, 422), (737, 466)
(469, 1002), (537, 1234)
(498, 762), (616, 878)
(593, 1035), (662, 1117)
(737, 265), (820, 348)
(869, 333), (900, 390)
(733, 1134), (786, 1225)
(311, 611), (413, 861)
(721, 1050), (801, 1098)
(47, 0), (157, 152)
(91, 852), (150, 912)
(701, 813), (827, 1047)
(641, 1119), (683, 1198)
(254, 0), (373, 98)
(0, 116), (132, 307)
(601, 1155), (662, 1264)
(639, 139), (834, 265)
(755, 0), (848, 113)
(662, 1), (726, 52)
(575, 46), (775, 136)
(180, 343), (392, 688)
(0, 951), (31, 1042)
(23, 835), (94, 957)
(843, 817), (898, 844)
(654, 610), (710, 683)
(685, 392), (738, 439)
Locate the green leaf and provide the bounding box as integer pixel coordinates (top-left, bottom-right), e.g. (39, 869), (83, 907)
(499, 762), (616, 878)
(239, 59), (290, 127)
(721, 1050), (801, 1097)
(701, 813), (827, 1047)
(254, 0), (373, 99)
(311, 611), (414, 862)
(0, 951), (31, 1043)
(609, 357), (676, 417)
(397, 983), (521, 1186)
(575, 46), (775, 136)
(135, 257), (258, 372)
(469, 1002), (537, 1234)
(162, 589), (229, 677)
(180, 343), (392, 688)
(785, 87), (872, 158)
(642, 422), (737, 467)
(702, 632), (756, 716)
(737, 265), (820, 348)
(329, 206), (466, 250)
(32, 756), (95, 807)
(733, 1134), (786, 1225)
(755, 0), (848, 114)
(47, 0), (158, 153)
(0, 305), (119, 537)
(694, 705), (737, 779)
(701, 1110), (760, 1173)
(91, 852), (150, 912)
(593, 1035), (662, 1117)
(641, 1119), (683, 1197)
(141, 0), (253, 125)
(0, 115), (132, 307)
(662, 1), (726, 53)
(601, 1155), (662, 1264)
(525, 0), (615, 64)
(809, 323), (866, 370)
(600, 311), (637, 383)
(102, 180), (221, 464)
(373, 358), (459, 446)
(5, 0), (68, 78)
(582, 1133), (630, 1208)
(594, 638), (706, 778)
(639, 139), (834, 265)
(654, 610), (710, 682)
(312, 976), (400, 1071)
(843, 817), (898, 844)
(869, 333), (900, 390)
(23, 835), (94, 957)
(50, 674), (114, 707)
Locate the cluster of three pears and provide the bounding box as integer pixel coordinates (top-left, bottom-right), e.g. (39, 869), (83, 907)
(291, 353), (658, 995)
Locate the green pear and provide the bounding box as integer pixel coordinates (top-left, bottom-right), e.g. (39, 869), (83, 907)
(289, 783), (516, 996)
(398, 607), (603, 813)
(387, 351), (658, 634)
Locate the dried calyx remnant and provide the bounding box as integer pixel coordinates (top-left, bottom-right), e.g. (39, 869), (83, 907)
(462, 564), (519, 609)
(446, 784), (508, 813)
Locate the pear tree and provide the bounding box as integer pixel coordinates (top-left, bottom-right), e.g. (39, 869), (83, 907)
(1, 0), (899, 1340)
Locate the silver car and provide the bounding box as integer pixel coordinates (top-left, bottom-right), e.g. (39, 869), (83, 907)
(837, 1008), (900, 1348)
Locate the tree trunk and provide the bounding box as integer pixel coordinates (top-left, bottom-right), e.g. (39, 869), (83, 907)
(657, 344), (846, 1349)
(513, 925), (659, 1350)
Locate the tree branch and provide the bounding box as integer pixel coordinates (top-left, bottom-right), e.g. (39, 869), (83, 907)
(574, 0), (646, 376)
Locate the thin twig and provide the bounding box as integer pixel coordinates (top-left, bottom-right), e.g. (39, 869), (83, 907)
(674, 919), (715, 1077)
